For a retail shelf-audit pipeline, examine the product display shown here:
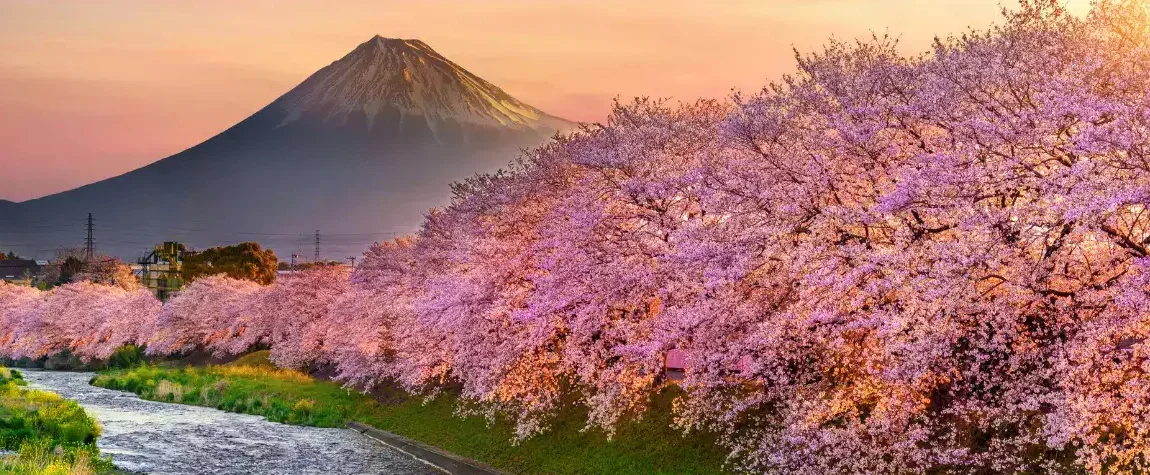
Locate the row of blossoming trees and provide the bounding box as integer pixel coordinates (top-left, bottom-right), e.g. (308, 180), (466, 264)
(3, 2), (1150, 473)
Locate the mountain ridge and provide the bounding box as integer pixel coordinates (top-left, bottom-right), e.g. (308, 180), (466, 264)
(0, 36), (571, 260)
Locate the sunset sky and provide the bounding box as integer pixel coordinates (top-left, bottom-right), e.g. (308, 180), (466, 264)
(0, 0), (1091, 201)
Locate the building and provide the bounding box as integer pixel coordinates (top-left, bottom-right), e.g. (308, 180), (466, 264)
(136, 242), (188, 300)
(666, 349), (686, 382)
(0, 259), (44, 286)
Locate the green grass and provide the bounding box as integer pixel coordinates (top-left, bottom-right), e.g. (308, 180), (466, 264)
(93, 353), (730, 475)
(0, 368), (24, 387)
(0, 367), (116, 475)
(223, 351), (275, 369)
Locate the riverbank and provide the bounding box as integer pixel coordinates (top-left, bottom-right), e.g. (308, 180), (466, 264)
(0, 367), (117, 474)
(92, 355), (729, 475)
(1, 346), (148, 373)
(22, 370), (435, 475)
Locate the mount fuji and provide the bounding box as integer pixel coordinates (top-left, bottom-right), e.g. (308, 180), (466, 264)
(0, 36), (573, 260)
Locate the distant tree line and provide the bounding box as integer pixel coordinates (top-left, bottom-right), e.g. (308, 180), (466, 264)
(181, 242), (278, 286)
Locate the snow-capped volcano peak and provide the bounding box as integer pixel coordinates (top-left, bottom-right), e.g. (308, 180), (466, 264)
(274, 35), (570, 133)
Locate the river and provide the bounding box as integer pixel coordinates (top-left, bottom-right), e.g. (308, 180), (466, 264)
(21, 370), (440, 475)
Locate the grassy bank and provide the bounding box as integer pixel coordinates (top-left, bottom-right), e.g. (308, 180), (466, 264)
(92, 353), (728, 474)
(0, 367), (116, 475)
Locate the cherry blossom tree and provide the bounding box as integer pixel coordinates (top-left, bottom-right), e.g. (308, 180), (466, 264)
(146, 275), (264, 356)
(5, 282), (159, 361)
(259, 265), (351, 369)
(72, 257), (143, 291)
(77, 287), (160, 360)
(0, 282), (42, 359)
(1, 2), (1148, 473)
(326, 237), (427, 388)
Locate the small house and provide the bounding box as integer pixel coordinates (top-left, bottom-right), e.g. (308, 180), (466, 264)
(0, 259), (43, 286)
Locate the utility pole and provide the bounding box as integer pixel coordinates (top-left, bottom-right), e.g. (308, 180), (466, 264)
(84, 213), (95, 262)
(346, 256), (356, 267)
(313, 230), (321, 263)
(290, 253), (297, 271)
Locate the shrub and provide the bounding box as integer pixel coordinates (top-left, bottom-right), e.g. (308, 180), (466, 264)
(0, 380), (112, 474)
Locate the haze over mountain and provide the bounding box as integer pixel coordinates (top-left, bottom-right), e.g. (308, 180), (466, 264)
(0, 36), (572, 261)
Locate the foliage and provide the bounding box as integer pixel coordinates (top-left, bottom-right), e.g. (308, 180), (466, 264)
(259, 266), (350, 369)
(53, 257), (83, 287)
(0, 439), (105, 475)
(278, 261), (344, 271)
(103, 345), (145, 370)
(0, 383), (101, 449)
(40, 249), (137, 291)
(145, 275), (264, 357)
(72, 259), (140, 292)
(0, 367), (22, 386)
(0, 282), (160, 362)
(181, 242), (278, 285)
(0, 372), (115, 474)
(225, 350), (275, 369)
(93, 363), (727, 475)
(6, 2), (1150, 473)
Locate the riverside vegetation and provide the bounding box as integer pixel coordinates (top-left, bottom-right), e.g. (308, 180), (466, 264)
(5, 2), (1150, 473)
(0, 367), (115, 475)
(92, 352), (727, 475)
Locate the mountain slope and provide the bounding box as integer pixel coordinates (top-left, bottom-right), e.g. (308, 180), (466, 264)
(278, 36), (568, 133)
(0, 37), (572, 260)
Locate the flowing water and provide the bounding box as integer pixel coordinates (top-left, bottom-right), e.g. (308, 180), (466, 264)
(21, 370), (440, 475)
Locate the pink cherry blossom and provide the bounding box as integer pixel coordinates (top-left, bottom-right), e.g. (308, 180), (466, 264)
(146, 275), (264, 356)
(2, 1), (1149, 472)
